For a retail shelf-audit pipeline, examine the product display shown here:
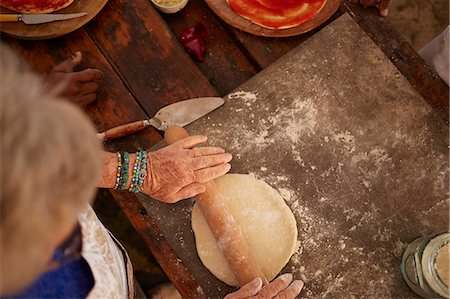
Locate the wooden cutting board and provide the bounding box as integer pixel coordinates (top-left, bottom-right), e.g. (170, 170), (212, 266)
(138, 13), (448, 298)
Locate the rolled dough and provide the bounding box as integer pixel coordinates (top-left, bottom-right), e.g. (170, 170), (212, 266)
(191, 174), (298, 286)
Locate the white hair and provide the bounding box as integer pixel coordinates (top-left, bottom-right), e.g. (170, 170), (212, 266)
(0, 44), (102, 295)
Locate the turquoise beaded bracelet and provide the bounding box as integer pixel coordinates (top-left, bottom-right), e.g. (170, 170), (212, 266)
(129, 149), (148, 193)
(137, 150), (148, 192)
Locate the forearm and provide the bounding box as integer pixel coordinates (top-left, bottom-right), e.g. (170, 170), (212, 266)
(98, 151), (136, 189)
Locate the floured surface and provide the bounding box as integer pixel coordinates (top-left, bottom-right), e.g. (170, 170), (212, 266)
(187, 14), (449, 297)
(139, 13), (448, 298)
(192, 174), (298, 286)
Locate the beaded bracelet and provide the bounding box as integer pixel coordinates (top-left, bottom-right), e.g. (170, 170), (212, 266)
(129, 149), (148, 193)
(119, 151), (129, 191)
(128, 151), (140, 193)
(137, 150), (148, 192)
(113, 151), (130, 190)
(113, 152), (122, 190)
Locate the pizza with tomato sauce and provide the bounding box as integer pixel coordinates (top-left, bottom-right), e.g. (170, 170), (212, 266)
(0, 0), (75, 13)
(227, 0), (327, 30)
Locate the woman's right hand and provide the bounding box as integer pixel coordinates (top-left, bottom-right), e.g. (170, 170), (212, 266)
(225, 274), (304, 299)
(142, 135), (232, 203)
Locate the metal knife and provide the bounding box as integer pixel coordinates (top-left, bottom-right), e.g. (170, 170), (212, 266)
(0, 12), (87, 24)
(97, 97), (224, 142)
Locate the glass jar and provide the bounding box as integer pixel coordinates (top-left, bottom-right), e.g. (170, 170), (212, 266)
(401, 232), (449, 298)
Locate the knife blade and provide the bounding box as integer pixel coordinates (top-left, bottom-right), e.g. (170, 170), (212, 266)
(97, 97), (224, 142)
(0, 12), (87, 24)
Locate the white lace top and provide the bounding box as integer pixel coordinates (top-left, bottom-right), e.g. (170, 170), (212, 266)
(78, 205), (134, 299)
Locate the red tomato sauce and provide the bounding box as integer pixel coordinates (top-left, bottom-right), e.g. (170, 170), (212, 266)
(229, 0), (327, 29)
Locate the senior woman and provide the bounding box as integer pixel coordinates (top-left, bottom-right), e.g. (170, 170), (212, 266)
(0, 46), (303, 299)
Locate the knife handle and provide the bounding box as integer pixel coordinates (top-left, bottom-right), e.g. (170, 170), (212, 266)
(97, 120), (150, 142)
(0, 14), (19, 22)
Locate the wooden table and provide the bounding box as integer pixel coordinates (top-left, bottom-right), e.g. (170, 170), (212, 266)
(2, 0), (448, 297)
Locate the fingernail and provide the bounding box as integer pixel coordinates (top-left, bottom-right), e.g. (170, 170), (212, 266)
(279, 273), (293, 282)
(291, 280), (304, 291)
(72, 51), (81, 59)
(380, 8), (388, 16)
(250, 278), (263, 290)
(225, 153), (233, 160)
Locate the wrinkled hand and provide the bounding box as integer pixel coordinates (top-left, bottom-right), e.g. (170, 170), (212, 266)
(359, 0), (391, 16)
(142, 135), (232, 203)
(44, 51), (103, 108)
(225, 274), (304, 299)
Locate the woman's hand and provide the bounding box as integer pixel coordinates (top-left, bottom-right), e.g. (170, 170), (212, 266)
(225, 274), (304, 299)
(44, 51), (103, 108)
(359, 0), (391, 16)
(142, 135), (232, 203)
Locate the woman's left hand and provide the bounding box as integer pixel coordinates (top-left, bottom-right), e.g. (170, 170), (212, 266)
(142, 135), (232, 203)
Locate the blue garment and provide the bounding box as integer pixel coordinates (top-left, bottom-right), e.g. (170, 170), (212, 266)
(5, 247), (94, 299)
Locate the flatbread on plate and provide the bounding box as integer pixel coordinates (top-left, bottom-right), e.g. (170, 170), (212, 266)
(227, 0), (327, 29)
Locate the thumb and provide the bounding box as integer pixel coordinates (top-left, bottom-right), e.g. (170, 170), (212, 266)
(164, 183), (206, 203)
(52, 51), (82, 73)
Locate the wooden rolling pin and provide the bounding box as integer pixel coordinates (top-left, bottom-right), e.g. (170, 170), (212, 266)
(164, 126), (268, 286)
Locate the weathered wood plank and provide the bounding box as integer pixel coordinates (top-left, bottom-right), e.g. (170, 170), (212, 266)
(227, 9), (344, 69)
(3, 30), (150, 135)
(85, 0), (218, 117)
(162, 0), (259, 96)
(84, 0), (230, 295)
